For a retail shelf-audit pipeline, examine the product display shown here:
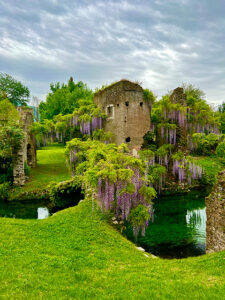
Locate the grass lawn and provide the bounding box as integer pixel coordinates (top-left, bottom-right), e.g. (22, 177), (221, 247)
(0, 200), (224, 299)
(9, 144), (70, 197)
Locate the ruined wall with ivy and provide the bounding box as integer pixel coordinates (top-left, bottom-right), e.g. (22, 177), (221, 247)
(13, 107), (36, 185)
(94, 80), (151, 153)
(205, 170), (225, 253)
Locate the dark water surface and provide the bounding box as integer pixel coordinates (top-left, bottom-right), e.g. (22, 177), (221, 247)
(0, 200), (51, 219)
(126, 190), (207, 259)
(0, 198), (81, 220)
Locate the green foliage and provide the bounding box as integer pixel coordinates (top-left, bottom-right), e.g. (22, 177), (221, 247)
(139, 149), (154, 161)
(39, 77), (93, 120)
(143, 89), (156, 103)
(0, 73), (30, 106)
(148, 164), (167, 184)
(192, 133), (222, 156)
(0, 98), (20, 125)
(156, 144), (173, 158)
(48, 176), (82, 207)
(0, 99), (23, 183)
(0, 125), (24, 159)
(142, 131), (156, 150)
(216, 142), (225, 158)
(0, 182), (10, 200)
(197, 157), (225, 185)
(172, 151), (185, 161)
(128, 204), (150, 227)
(182, 83), (205, 105)
(138, 186), (156, 203)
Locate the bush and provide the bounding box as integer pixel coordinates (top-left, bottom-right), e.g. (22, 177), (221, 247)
(0, 182), (10, 200)
(216, 142), (225, 158)
(48, 177), (83, 207)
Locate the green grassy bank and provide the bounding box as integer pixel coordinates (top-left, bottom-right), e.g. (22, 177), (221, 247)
(2, 144), (224, 298)
(9, 144), (70, 200)
(0, 200), (224, 299)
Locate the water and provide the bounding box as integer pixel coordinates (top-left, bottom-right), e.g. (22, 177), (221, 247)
(126, 190), (207, 258)
(0, 198), (81, 220)
(0, 200), (50, 219)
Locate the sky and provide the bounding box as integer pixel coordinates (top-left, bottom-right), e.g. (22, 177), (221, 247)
(0, 0), (225, 106)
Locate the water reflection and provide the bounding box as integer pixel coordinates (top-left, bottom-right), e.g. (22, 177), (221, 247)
(126, 190), (207, 258)
(0, 200), (50, 219)
(37, 207), (49, 219)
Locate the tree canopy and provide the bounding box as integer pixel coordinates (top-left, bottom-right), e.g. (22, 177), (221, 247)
(39, 77), (93, 120)
(0, 73), (30, 106)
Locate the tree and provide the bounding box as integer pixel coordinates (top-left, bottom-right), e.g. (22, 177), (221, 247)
(0, 73), (30, 106)
(39, 77), (93, 120)
(0, 98), (24, 183)
(0, 98), (20, 125)
(218, 102), (225, 113)
(182, 83), (205, 106)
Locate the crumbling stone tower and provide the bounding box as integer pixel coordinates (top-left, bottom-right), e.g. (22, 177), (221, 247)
(94, 80), (151, 153)
(170, 87), (188, 152)
(13, 107), (36, 185)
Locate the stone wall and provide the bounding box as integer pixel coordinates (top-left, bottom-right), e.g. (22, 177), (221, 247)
(94, 80), (151, 153)
(13, 107), (36, 186)
(171, 87), (188, 152)
(205, 170), (225, 253)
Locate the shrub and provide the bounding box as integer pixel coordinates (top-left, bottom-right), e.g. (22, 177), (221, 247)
(216, 142), (225, 158)
(0, 182), (10, 200)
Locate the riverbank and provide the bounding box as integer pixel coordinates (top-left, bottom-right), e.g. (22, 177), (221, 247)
(0, 199), (224, 299)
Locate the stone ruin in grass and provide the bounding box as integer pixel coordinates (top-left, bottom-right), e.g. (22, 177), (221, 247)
(13, 107), (36, 186)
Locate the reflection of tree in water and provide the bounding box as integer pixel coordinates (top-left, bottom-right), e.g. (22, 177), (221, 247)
(126, 190), (207, 258)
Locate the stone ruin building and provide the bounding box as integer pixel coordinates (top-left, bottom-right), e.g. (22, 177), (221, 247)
(13, 107), (36, 186)
(205, 170), (225, 253)
(95, 80), (224, 254)
(94, 80), (151, 155)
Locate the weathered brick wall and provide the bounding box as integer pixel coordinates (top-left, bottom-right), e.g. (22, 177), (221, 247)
(94, 80), (151, 152)
(205, 170), (225, 253)
(13, 107), (36, 186)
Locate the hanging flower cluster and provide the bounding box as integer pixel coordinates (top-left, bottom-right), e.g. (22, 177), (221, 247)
(158, 123), (177, 145)
(167, 107), (186, 127)
(31, 100), (106, 145)
(150, 91), (220, 152)
(172, 152), (203, 184)
(65, 138), (157, 236)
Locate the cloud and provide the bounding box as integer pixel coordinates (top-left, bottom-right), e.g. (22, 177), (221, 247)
(0, 0), (224, 105)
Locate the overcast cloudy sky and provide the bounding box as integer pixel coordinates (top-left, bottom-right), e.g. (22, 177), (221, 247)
(0, 0), (224, 105)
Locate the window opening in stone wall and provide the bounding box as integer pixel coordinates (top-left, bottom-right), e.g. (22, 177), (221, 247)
(140, 102), (143, 107)
(107, 106), (112, 115)
(117, 103), (119, 107)
(106, 104), (114, 119)
(125, 101), (129, 107)
(125, 137), (131, 143)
